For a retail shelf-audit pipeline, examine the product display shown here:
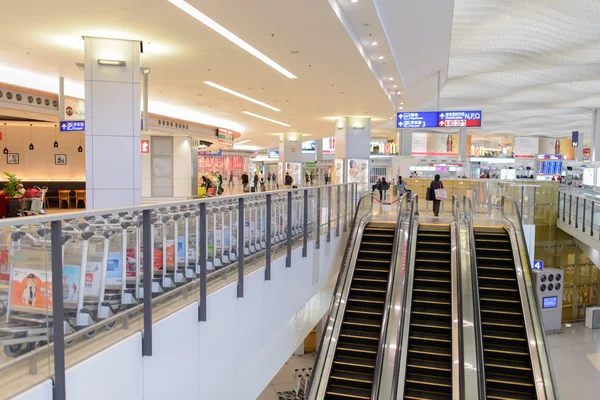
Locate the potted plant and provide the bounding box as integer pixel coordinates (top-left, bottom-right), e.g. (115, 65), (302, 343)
(3, 172), (23, 217)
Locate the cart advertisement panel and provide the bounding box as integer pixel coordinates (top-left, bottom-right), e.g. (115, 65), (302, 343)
(11, 267), (52, 312)
(0, 249), (8, 282)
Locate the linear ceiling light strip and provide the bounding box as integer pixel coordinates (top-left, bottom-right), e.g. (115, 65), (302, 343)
(242, 111), (291, 127)
(168, 0), (297, 79)
(204, 81), (281, 112)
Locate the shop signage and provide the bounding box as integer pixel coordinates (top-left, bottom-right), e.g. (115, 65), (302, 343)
(397, 110), (482, 129)
(140, 140), (149, 153)
(304, 161), (316, 167)
(199, 149), (222, 157)
(217, 129), (227, 143)
(60, 120), (85, 131)
(268, 150), (279, 159)
(572, 131), (579, 147)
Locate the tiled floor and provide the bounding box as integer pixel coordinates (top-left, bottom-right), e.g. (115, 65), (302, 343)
(548, 322), (600, 399)
(257, 353), (316, 400)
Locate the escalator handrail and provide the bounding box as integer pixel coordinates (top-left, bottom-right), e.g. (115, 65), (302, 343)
(463, 194), (487, 400)
(500, 195), (559, 400)
(391, 193), (420, 399)
(371, 193), (410, 399)
(451, 195), (465, 400)
(306, 194), (372, 399)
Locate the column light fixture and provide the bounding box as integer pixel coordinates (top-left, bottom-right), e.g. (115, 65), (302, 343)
(28, 124), (34, 150)
(3, 123), (8, 154)
(97, 59), (127, 67)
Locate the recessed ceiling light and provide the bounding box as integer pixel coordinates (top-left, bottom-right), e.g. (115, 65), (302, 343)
(351, 0), (358, 2)
(378, 56), (384, 60)
(393, 84), (397, 88)
(235, 139), (251, 145)
(204, 81), (281, 112)
(168, 0), (297, 79)
(389, 77), (394, 81)
(242, 111), (291, 127)
(372, 41), (378, 46)
(399, 106), (403, 109)
(400, 102), (403, 105)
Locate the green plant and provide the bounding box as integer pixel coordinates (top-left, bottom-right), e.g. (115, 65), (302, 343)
(3, 172), (21, 199)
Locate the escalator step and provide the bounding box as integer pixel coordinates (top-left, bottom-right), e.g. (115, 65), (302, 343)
(484, 343), (529, 356)
(415, 267), (450, 274)
(487, 373), (536, 388)
(406, 372), (452, 389)
(478, 265), (515, 272)
(339, 329), (379, 341)
(413, 287), (451, 295)
(482, 319), (524, 329)
(484, 358), (532, 371)
(413, 298), (451, 306)
(333, 355), (376, 368)
(342, 318), (381, 329)
(411, 308), (451, 318)
(356, 258), (389, 264)
(482, 333), (526, 342)
(404, 389), (450, 400)
(346, 306), (383, 316)
(410, 319), (451, 330)
(409, 332), (452, 344)
(337, 342), (378, 355)
(352, 277), (388, 284)
(481, 307), (523, 316)
(408, 344), (451, 357)
(325, 384), (371, 399)
(406, 358), (452, 373)
(347, 295), (384, 305)
(329, 369), (374, 385)
(487, 389), (536, 400)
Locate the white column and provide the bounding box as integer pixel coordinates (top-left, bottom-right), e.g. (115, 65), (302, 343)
(459, 128), (467, 161)
(593, 109), (600, 163)
(399, 129), (412, 156)
(315, 137), (324, 161)
(334, 117), (371, 185)
(279, 133), (303, 185)
(84, 37), (141, 209)
(575, 132), (584, 162)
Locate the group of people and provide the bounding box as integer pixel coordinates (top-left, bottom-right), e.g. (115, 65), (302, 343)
(304, 171), (329, 185)
(372, 176), (408, 201)
(371, 174), (444, 217)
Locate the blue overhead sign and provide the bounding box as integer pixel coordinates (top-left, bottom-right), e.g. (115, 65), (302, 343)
(572, 131), (579, 147)
(60, 120), (85, 132)
(533, 260), (544, 270)
(397, 110), (482, 129)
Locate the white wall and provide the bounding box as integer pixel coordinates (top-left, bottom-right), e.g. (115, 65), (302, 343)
(17, 229), (346, 400)
(0, 125), (85, 181)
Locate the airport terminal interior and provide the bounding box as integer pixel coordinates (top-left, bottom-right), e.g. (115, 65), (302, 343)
(2, 0), (600, 399)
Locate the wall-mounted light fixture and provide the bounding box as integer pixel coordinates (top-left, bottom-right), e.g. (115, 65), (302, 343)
(141, 67), (151, 75)
(75, 62), (84, 71)
(28, 124), (34, 150)
(97, 59), (126, 67)
(3, 123), (7, 154)
(54, 124), (59, 147)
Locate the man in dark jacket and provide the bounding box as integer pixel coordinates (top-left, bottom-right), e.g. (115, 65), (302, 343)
(284, 172), (293, 186)
(241, 172), (249, 192)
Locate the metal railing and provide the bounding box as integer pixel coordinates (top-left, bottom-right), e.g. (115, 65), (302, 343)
(0, 182), (360, 400)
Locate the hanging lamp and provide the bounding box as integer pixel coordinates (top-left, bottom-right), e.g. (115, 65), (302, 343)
(28, 124), (34, 150)
(77, 130), (83, 152)
(53, 124), (58, 147)
(2, 123), (7, 154)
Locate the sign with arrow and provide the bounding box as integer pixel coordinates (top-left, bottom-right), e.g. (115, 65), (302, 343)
(60, 120), (85, 132)
(397, 110), (482, 129)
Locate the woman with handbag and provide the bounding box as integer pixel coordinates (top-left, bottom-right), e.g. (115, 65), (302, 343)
(428, 174), (444, 217)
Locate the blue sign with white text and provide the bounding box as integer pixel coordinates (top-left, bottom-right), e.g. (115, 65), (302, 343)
(533, 260), (544, 270)
(60, 121), (85, 132)
(572, 131), (579, 147)
(397, 110), (482, 129)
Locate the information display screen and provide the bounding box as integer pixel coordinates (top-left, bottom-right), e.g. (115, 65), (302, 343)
(543, 296), (558, 309)
(397, 110), (482, 129)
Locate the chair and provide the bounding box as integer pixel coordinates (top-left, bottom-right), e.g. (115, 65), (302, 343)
(74, 190), (86, 209)
(58, 190), (71, 209)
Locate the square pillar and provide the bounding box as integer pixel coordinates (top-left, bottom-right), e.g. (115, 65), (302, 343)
(334, 117), (371, 186)
(84, 36), (142, 209)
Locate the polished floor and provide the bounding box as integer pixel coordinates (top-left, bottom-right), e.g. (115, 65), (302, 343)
(258, 353), (316, 400)
(548, 322), (600, 399)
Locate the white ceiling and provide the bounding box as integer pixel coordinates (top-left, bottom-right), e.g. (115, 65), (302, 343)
(427, 0), (600, 138)
(0, 0), (413, 148)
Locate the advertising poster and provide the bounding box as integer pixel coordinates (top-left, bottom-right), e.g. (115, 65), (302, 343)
(106, 252), (123, 286)
(285, 162), (301, 186)
(223, 227), (231, 248)
(348, 159), (368, 183)
(126, 245), (163, 277)
(334, 159), (343, 184)
(62, 265), (81, 304)
(11, 267), (52, 312)
(85, 261), (102, 297)
(302, 140), (316, 153)
(0, 249), (8, 282)
(177, 236), (185, 263)
(323, 137), (335, 154)
(215, 228), (222, 251)
(165, 240), (175, 268)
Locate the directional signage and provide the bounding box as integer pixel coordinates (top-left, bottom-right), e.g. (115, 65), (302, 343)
(60, 120), (85, 132)
(397, 110), (482, 129)
(533, 260), (544, 270)
(572, 131), (579, 147)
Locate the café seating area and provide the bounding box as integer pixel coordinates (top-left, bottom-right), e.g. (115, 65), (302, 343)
(0, 181), (86, 214)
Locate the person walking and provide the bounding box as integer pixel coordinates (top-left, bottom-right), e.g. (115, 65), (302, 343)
(284, 172), (293, 188)
(241, 172), (249, 192)
(272, 172), (278, 189)
(373, 178), (381, 193)
(253, 172), (259, 191)
(228, 172), (234, 189)
(379, 177), (389, 201)
(267, 172), (272, 187)
(397, 175), (407, 196)
(310, 172), (314, 184)
(428, 174), (444, 217)
(324, 171), (329, 185)
(305, 172), (310, 185)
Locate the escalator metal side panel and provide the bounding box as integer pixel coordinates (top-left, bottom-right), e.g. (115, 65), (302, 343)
(307, 216), (371, 399)
(394, 218), (420, 400)
(504, 224), (547, 400)
(450, 219), (462, 400)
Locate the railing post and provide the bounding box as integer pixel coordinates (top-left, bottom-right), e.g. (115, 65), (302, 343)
(266, 194), (272, 279)
(344, 184), (348, 232)
(302, 190), (308, 257)
(198, 203), (207, 321)
(237, 198), (244, 297)
(327, 186), (332, 243)
(287, 191), (292, 268)
(316, 188), (321, 250)
(569, 195), (573, 225)
(563, 193), (566, 222)
(557, 190), (561, 221)
(336, 185), (341, 237)
(142, 210), (153, 356)
(576, 197), (579, 229)
(520, 186), (525, 222)
(592, 201), (595, 237)
(583, 199), (586, 233)
(50, 220), (66, 400)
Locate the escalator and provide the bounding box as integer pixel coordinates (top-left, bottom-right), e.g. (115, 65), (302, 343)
(325, 223), (395, 399)
(473, 227), (536, 400)
(403, 224), (454, 400)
